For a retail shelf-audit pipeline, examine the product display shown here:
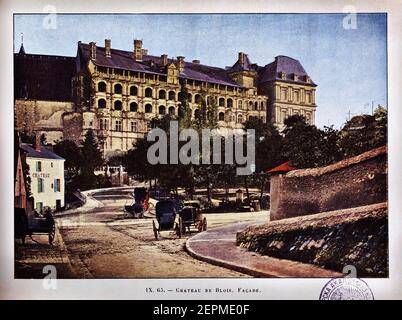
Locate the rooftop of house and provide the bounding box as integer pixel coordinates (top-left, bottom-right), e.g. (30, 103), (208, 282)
(20, 143), (65, 160)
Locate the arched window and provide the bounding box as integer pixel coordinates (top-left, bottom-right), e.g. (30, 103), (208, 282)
(98, 98), (106, 108)
(145, 87), (153, 98)
(227, 98), (233, 108)
(260, 101), (265, 110)
(158, 90), (166, 99)
(129, 86), (138, 96)
(249, 101), (253, 109)
(238, 114), (243, 123)
(219, 98), (225, 107)
(114, 83), (122, 94)
(145, 104), (152, 113)
(114, 100), (122, 110)
(194, 109), (200, 120)
(130, 102), (138, 112)
(98, 82), (106, 92)
(168, 106), (175, 115)
(158, 105), (166, 115)
(238, 100), (242, 109)
(231, 115), (236, 122)
(187, 93), (192, 103)
(168, 91), (176, 101)
(195, 94), (202, 104)
(254, 101), (259, 111)
(218, 112), (224, 121)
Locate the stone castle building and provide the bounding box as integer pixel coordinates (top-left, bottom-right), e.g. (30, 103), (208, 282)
(14, 39), (317, 157)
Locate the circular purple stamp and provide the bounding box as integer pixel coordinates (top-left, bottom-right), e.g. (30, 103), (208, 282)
(319, 278), (374, 300)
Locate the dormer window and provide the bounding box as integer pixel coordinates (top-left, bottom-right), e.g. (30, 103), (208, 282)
(279, 72), (286, 80)
(305, 75), (311, 83)
(292, 74), (298, 81)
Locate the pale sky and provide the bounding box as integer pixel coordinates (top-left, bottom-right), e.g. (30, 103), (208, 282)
(14, 13), (387, 129)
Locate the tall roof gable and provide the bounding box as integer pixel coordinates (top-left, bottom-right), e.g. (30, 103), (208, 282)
(258, 55), (316, 86)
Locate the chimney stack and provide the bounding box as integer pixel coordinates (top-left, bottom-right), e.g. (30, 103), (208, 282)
(133, 39), (143, 61)
(177, 56), (185, 72)
(35, 132), (41, 152)
(161, 54), (168, 66)
(89, 42), (97, 60)
(105, 39), (111, 58)
(238, 52), (246, 65)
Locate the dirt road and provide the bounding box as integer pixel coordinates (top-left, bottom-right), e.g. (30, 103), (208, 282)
(57, 189), (267, 278)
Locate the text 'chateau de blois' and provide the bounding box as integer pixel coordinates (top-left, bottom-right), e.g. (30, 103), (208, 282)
(14, 39), (317, 157)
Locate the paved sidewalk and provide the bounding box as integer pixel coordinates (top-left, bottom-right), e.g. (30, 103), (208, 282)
(15, 228), (75, 278)
(186, 222), (343, 278)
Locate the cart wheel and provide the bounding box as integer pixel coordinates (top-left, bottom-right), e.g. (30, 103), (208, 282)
(175, 222), (181, 238)
(48, 224), (56, 245)
(202, 217), (207, 231)
(152, 220), (159, 240)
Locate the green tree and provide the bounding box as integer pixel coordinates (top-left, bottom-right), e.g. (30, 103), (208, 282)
(53, 139), (82, 176)
(244, 118), (284, 200)
(73, 129), (104, 190)
(282, 115), (325, 168)
(339, 106), (387, 158)
(319, 125), (342, 166)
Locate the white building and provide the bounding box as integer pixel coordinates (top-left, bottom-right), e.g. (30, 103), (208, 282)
(20, 140), (65, 213)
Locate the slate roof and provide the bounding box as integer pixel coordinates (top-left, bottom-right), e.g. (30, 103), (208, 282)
(228, 53), (255, 72)
(77, 42), (242, 87)
(14, 46), (76, 101)
(258, 55), (316, 86)
(20, 143), (65, 160)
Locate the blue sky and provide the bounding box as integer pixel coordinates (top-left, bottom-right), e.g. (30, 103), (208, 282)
(14, 13), (387, 129)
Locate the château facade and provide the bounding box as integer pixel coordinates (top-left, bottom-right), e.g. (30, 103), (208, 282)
(14, 39), (317, 157)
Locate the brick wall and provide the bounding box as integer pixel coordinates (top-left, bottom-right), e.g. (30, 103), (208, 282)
(270, 146), (387, 220)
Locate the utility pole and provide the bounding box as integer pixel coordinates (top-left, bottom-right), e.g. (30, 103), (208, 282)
(346, 109), (351, 121)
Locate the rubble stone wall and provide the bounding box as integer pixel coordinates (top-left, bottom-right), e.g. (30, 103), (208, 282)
(270, 146), (387, 221)
(237, 202), (388, 277)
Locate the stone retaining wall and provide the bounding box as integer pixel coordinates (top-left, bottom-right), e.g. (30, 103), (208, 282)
(237, 202), (388, 277)
(270, 146), (387, 220)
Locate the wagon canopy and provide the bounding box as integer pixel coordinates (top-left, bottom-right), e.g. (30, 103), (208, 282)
(155, 200), (177, 218)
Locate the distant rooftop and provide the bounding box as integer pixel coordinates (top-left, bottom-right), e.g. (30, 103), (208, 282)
(20, 143), (65, 160)
(268, 161), (296, 174)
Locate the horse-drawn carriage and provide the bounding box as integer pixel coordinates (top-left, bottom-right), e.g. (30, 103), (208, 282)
(152, 199), (181, 240)
(15, 207), (56, 245)
(152, 199), (207, 240)
(179, 200), (207, 234)
(124, 187), (152, 218)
